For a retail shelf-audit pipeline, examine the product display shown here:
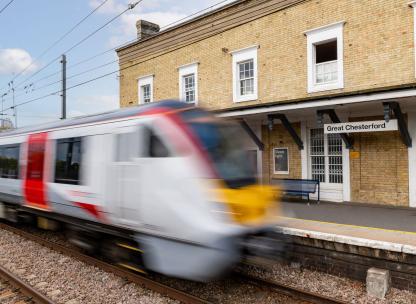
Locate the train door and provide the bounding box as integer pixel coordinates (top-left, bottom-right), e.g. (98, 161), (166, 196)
(106, 127), (142, 228)
(24, 133), (48, 210)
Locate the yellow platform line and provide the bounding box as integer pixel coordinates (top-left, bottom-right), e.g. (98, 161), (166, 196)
(279, 216), (416, 236)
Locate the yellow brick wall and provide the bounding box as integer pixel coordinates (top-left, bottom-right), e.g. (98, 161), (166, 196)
(349, 117), (409, 207)
(261, 123), (302, 184)
(119, 0), (415, 109)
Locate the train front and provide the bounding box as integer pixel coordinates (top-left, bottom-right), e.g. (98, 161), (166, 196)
(156, 107), (281, 281)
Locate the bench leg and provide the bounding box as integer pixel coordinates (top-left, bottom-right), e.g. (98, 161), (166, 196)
(307, 194), (310, 206)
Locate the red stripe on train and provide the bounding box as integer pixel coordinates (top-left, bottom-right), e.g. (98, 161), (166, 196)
(24, 132), (49, 210)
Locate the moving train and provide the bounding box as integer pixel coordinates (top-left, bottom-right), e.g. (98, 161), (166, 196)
(0, 100), (278, 281)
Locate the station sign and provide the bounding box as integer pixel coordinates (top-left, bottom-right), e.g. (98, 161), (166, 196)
(324, 120), (398, 134)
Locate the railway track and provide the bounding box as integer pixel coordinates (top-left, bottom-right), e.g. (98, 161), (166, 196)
(0, 222), (349, 304)
(0, 262), (56, 304)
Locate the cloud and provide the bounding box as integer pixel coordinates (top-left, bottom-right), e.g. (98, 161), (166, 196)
(90, 0), (237, 47)
(0, 49), (38, 75)
(107, 11), (187, 46)
(69, 94), (119, 118)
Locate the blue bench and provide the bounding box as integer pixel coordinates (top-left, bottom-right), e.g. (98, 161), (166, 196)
(271, 178), (320, 204)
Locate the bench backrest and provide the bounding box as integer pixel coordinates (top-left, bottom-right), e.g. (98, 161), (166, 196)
(271, 179), (319, 193)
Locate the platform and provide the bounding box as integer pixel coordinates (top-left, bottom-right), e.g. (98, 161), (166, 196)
(274, 201), (416, 290)
(277, 201), (416, 253)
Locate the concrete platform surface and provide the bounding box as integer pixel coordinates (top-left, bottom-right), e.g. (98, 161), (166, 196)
(277, 201), (416, 254)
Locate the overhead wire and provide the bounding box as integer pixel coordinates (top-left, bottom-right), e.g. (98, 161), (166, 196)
(0, 0), (15, 15)
(1, 0), (110, 92)
(12, 0), (228, 92)
(13, 0), (143, 90)
(4, 0), (247, 114)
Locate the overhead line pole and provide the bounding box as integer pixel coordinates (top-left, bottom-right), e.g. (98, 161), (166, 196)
(61, 54), (67, 120)
(8, 81), (17, 128)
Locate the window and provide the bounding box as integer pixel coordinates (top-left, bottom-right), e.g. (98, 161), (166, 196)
(0, 145), (20, 179)
(142, 84), (151, 103)
(238, 60), (254, 96)
(309, 128), (342, 184)
(315, 40), (338, 84)
(232, 46), (258, 102)
(143, 127), (170, 158)
(179, 63), (198, 104)
(55, 137), (82, 185)
(138, 75), (153, 104)
(183, 75), (195, 103)
(306, 21), (345, 93)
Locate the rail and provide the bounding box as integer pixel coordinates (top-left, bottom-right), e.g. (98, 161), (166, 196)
(0, 262), (57, 304)
(0, 222), (351, 304)
(238, 273), (350, 304)
(0, 222), (210, 304)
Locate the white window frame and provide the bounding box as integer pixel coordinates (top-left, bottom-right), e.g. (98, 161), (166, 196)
(305, 21), (345, 93)
(273, 147), (290, 175)
(178, 63), (198, 104)
(231, 45), (258, 103)
(138, 75), (154, 104)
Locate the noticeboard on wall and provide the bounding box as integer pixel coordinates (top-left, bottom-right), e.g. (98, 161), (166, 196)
(274, 147), (289, 174)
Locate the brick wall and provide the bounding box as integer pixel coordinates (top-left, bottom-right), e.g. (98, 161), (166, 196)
(118, 0), (415, 109)
(262, 123), (302, 183)
(350, 132), (409, 206)
(349, 117), (409, 206)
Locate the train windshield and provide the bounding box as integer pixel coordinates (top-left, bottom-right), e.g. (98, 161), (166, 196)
(181, 109), (257, 188)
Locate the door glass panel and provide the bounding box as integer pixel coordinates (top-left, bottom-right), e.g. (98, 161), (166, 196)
(310, 129), (343, 184)
(310, 129), (325, 182)
(328, 134), (343, 184)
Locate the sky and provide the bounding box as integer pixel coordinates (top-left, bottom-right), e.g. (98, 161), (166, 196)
(0, 0), (236, 127)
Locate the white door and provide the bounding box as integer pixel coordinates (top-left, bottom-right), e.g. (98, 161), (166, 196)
(105, 129), (142, 228)
(309, 128), (344, 202)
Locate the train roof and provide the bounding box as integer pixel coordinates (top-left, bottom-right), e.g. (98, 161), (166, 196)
(0, 100), (191, 137)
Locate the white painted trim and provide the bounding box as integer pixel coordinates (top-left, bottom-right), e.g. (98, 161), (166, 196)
(301, 121), (308, 179)
(232, 46), (258, 103)
(177, 61), (199, 70)
(178, 63), (198, 105)
(136, 74), (154, 80)
(275, 226), (414, 254)
(218, 88), (416, 118)
(273, 147), (290, 175)
(306, 21), (345, 93)
(342, 141), (351, 202)
(137, 75), (153, 105)
(303, 21), (346, 35)
(408, 112), (416, 207)
(229, 44), (259, 55)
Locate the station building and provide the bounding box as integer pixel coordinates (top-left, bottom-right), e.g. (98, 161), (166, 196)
(116, 0), (416, 208)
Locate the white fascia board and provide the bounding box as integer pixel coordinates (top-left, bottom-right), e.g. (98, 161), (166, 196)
(218, 88), (416, 118)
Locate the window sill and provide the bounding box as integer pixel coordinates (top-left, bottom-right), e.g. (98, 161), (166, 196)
(233, 94), (258, 103)
(308, 82), (344, 93)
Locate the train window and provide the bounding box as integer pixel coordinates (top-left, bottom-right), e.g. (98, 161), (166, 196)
(54, 137), (82, 185)
(0, 145), (20, 179)
(143, 127), (170, 158)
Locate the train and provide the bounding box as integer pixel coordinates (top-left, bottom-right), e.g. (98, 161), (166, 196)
(0, 100), (279, 281)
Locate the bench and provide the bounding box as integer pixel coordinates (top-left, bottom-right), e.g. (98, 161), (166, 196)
(271, 178), (320, 204)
